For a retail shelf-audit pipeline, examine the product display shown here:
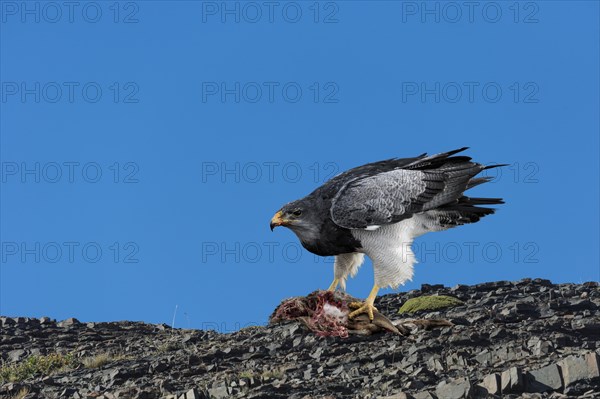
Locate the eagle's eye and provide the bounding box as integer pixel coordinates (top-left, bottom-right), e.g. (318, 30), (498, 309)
(292, 209), (302, 217)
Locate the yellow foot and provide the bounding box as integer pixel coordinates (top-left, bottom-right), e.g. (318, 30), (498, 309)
(348, 301), (377, 320)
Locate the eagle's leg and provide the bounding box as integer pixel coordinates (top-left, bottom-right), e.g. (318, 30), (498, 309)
(327, 278), (340, 292)
(348, 284), (380, 321)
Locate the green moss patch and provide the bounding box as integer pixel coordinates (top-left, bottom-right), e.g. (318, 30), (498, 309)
(0, 352), (76, 383)
(398, 295), (464, 314)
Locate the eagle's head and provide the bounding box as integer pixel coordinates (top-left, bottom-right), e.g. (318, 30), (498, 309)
(270, 200), (307, 231)
(270, 199), (322, 242)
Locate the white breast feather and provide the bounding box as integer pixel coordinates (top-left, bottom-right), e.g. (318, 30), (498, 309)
(351, 217), (425, 289)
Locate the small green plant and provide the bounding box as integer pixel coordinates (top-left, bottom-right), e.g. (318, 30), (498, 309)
(239, 370), (255, 379)
(260, 369), (285, 380)
(10, 387), (30, 399)
(0, 352), (76, 383)
(238, 368), (285, 381)
(81, 352), (130, 369)
(82, 353), (110, 369)
(398, 295), (464, 314)
(157, 341), (182, 353)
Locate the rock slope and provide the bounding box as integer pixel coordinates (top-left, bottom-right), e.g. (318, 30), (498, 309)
(1, 278), (599, 398)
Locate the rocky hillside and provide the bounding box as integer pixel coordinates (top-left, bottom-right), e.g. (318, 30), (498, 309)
(1, 278), (599, 399)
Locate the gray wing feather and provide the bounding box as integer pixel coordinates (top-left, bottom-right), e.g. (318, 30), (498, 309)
(330, 169), (444, 229)
(330, 161), (484, 229)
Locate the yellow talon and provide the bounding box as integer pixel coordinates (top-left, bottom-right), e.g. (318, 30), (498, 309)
(348, 302), (378, 320)
(347, 284), (380, 321)
(327, 278), (339, 291)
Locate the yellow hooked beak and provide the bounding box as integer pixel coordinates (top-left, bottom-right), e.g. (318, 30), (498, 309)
(270, 211), (288, 231)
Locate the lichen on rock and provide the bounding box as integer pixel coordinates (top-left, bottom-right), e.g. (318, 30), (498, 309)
(398, 295), (464, 314)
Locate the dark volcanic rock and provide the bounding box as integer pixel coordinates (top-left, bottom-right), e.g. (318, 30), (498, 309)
(1, 279), (599, 398)
(526, 363), (563, 392)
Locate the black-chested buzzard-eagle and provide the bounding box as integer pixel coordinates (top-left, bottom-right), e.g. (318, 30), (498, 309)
(270, 148), (504, 320)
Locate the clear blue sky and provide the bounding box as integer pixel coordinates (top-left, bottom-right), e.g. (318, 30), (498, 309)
(1, 2), (598, 332)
